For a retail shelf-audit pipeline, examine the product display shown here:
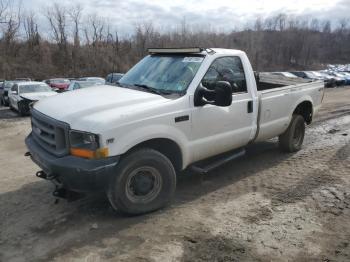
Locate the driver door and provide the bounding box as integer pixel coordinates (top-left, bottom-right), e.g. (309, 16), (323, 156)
(191, 56), (254, 162)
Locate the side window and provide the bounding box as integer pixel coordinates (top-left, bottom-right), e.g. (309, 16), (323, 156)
(11, 84), (18, 92)
(202, 56), (247, 93)
(74, 83), (80, 90)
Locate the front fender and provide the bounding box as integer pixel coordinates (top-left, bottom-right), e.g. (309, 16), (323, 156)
(106, 124), (191, 169)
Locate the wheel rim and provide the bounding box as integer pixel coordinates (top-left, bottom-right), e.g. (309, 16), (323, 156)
(125, 166), (162, 204)
(293, 121), (304, 147)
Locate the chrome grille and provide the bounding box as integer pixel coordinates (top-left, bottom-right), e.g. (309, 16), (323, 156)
(31, 109), (70, 157)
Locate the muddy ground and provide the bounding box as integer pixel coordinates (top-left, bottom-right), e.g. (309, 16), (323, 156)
(0, 87), (349, 262)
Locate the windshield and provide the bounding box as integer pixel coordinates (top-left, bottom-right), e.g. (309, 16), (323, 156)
(4, 81), (15, 88)
(311, 72), (322, 77)
(305, 72), (317, 78)
(80, 77), (105, 82)
(282, 72), (297, 78)
(52, 79), (69, 83)
(119, 55), (204, 93)
(19, 84), (52, 93)
(79, 82), (100, 88)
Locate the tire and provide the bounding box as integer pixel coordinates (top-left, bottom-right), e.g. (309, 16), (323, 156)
(3, 98), (9, 107)
(279, 114), (305, 152)
(18, 102), (28, 116)
(107, 148), (177, 215)
(9, 102), (14, 110)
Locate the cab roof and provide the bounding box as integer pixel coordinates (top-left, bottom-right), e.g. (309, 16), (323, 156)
(148, 47), (244, 56)
(17, 81), (47, 86)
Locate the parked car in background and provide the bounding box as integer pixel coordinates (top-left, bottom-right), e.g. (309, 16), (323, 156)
(0, 82), (4, 106)
(67, 81), (103, 91)
(334, 72), (350, 85)
(106, 73), (124, 84)
(310, 71), (336, 88)
(44, 78), (71, 92)
(8, 81), (57, 115)
(290, 71), (308, 79)
(291, 71), (323, 80)
(0, 80), (17, 106)
(327, 72), (347, 86)
(15, 78), (31, 82)
(79, 77), (105, 84)
(271, 72), (298, 78)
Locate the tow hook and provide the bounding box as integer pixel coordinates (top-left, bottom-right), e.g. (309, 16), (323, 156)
(36, 171), (47, 179)
(36, 170), (57, 180)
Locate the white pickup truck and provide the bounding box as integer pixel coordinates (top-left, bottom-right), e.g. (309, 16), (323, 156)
(25, 48), (324, 214)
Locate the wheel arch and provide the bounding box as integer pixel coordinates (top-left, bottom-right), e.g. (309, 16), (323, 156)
(125, 138), (183, 173)
(292, 99), (313, 125)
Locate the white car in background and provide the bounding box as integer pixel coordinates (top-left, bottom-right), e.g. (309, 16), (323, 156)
(271, 72), (298, 78)
(67, 81), (103, 91)
(8, 81), (57, 116)
(79, 77), (105, 84)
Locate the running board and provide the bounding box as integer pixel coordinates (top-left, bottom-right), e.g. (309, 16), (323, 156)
(190, 148), (246, 175)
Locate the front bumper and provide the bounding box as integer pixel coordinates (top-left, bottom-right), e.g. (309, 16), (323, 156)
(25, 133), (120, 192)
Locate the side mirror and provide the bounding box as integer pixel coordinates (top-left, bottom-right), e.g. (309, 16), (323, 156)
(194, 81), (232, 107)
(214, 81), (233, 106)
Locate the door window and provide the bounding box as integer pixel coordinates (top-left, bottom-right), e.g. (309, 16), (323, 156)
(202, 57), (247, 93)
(11, 85), (18, 93)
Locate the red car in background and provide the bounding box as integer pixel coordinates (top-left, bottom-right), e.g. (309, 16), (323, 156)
(44, 78), (70, 92)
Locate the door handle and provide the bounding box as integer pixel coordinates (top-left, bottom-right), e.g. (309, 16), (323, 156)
(247, 100), (253, 113)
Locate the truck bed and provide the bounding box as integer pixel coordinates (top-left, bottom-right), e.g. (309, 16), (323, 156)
(254, 78), (324, 142)
(257, 73), (314, 91)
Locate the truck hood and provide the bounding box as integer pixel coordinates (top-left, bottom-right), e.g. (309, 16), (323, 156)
(34, 85), (171, 131)
(20, 92), (57, 101)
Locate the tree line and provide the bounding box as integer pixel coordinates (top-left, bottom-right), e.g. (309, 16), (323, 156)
(0, 1), (350, 80)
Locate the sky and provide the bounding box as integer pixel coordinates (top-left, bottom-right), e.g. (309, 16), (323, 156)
(21, 0), (350, 36)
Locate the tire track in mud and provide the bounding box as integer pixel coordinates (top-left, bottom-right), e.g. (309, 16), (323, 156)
(178, 115), (350, 261)
(270, 142), (349, 206)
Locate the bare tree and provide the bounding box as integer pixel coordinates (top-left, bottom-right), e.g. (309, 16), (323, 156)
(68, 4), (83, 76)
(68, 4), (82, 47)
(45, 3), (71, 75)
(46, 3), (68, 48)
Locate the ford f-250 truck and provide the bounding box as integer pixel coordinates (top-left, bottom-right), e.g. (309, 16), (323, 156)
(25, 48), (324, 215)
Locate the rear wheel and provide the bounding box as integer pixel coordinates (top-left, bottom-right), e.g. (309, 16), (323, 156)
(107, 148), (176, 215)
(279, 114), (305, 152)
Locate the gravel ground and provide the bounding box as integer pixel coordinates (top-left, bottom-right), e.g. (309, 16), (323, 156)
(0, 87), (349, 262)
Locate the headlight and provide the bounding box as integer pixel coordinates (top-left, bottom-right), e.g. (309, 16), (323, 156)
(69, 130), (108, 159)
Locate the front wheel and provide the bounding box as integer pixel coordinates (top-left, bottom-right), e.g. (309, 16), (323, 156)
(18, 102), (28, 116)
(279, 114), (305, 152)
(107, 148), (176, 215)
(1, 97), (9, 106)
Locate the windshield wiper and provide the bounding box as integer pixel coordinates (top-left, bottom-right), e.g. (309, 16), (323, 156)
(133, 84), (172, 95)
